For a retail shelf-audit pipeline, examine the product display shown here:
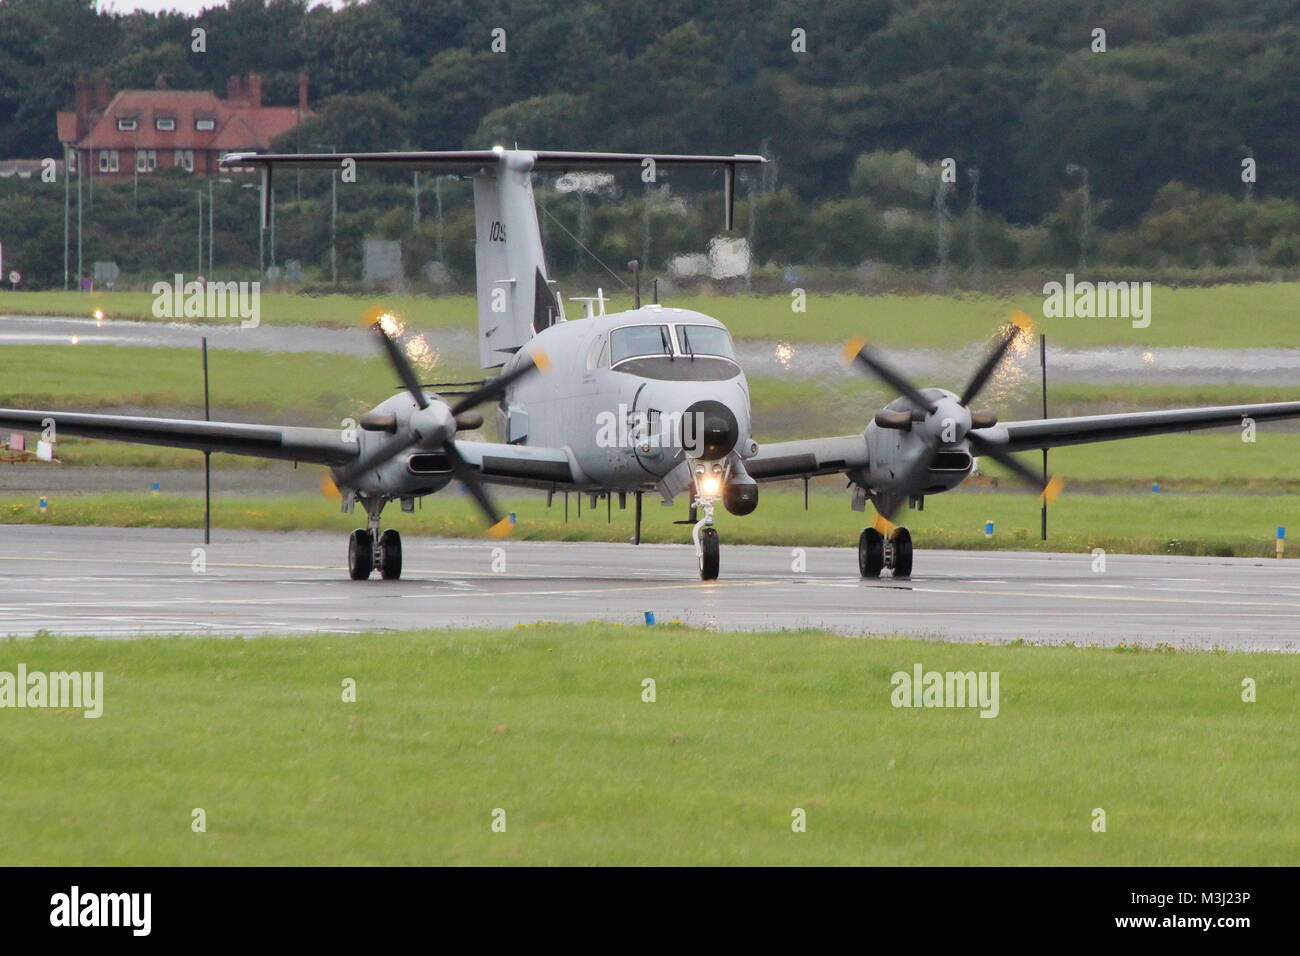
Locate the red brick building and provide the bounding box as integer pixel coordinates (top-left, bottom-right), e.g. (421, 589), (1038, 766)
(57, 72), (311, 178)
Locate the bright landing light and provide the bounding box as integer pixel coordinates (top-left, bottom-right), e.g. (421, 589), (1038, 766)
(700, 475), (722, 497)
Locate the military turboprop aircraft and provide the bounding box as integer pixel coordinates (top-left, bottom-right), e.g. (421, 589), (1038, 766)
(3, 147), (1299, 582)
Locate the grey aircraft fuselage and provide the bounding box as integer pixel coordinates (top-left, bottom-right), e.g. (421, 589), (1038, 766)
(350, 305), (764, 504)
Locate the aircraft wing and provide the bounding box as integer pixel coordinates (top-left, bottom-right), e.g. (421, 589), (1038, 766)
(744, 435), (869, 482)
(974, 401), (1300, 452)
(0, 408), (359, 466)
(450, 439), (577, 490)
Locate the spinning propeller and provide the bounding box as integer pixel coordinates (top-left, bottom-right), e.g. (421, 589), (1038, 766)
(843, 311), (1063, 526)
(325, 310), (549, 539)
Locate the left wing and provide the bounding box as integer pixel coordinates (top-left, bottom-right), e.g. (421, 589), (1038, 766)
(975, 402), (1300, 453)
(0, 408), (359, 466)
(744, 435), (869, 482)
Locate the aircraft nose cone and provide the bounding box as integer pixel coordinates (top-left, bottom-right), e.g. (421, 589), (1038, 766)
(684, 400), (739, 460)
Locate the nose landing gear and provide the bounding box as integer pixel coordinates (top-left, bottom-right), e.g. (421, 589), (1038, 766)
(693, 499), (720, 581)
(858, 525), (913, 579)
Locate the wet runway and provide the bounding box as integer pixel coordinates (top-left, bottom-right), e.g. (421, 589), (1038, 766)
(2, 525), (1296, 650)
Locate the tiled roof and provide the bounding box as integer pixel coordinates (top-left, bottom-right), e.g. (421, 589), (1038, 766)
(70, 89), (308, 152)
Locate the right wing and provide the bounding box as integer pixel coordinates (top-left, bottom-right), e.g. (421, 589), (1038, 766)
(0, 408), (359, 466)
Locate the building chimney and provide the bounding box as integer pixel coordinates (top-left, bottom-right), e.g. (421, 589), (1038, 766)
(75, 71), (91, 119)
(94, 76), (111, 111)
(298, 71), (309, 111)
(248, 72), (262, 108)
(226, 74), (243, 103)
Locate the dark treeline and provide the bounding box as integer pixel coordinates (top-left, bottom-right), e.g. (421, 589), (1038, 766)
(1, 0), (1298, 287)
(3, 0), (1298, 220)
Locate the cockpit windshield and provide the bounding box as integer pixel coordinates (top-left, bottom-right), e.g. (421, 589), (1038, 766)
(610, 324), (672, 364)
(678, 325), (736, 360)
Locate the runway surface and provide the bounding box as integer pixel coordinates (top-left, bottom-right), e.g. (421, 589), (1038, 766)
(1, 525), (1296, 650)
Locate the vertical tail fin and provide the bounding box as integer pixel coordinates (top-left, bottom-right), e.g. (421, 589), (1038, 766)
(473, 156), (561, 368)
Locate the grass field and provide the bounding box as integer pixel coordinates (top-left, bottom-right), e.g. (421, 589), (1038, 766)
(2, 486), (1293, 558)
(8, 339), (1293, 424)
(6, 282), (1298, 346)
(0, 344), (476, 418)
(1, 624), (1294, 865)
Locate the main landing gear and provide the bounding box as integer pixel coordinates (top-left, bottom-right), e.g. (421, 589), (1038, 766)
(859, 525), (913, 579)
(348, 497), (403, 580)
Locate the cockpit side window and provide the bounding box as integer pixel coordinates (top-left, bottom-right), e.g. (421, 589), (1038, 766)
(610, 324), (672, 365)
(677, 325), (736, 360)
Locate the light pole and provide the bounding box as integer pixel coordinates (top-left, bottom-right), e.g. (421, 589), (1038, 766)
(76, 148), (83, 287)
(1239, 145), (1255, 267)
(315, 143), (337, 284)
(63, 146), (70, 290)
(197, 189), (204, 276)
(966, 166), (980, 271)
(1066, 163), (1090, 267)
(208, 177), (233, 279)
(240, 182), (262, 276)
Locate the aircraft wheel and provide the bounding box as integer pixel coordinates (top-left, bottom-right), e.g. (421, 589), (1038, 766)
(859, 527), (885, 578)
(348, 529), (374, 580)
(699, 527), (720, 581)
(891, 527), (913, 578)
(378, 529), (403, 580)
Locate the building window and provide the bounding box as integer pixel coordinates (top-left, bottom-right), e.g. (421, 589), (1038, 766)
(109, 150), (119, 172)
(135, 149), (157, 173)
(99, 150), (110, 173)
(117, 117), (137, 131)
(195, 118), (215, 131)
(174, 149), (194, 172)
(155, 117), (176, 131)
(67, 151), (77, 174)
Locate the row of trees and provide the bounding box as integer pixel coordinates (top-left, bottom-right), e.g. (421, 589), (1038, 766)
(2, 0), (1298, 228)
(2, 148), (1295, 291)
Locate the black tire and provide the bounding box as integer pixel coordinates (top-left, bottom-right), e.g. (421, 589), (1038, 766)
(859, 527), (885, 578)
(379, 529), (402, 580)
(348, 529), (374, 580)
(891, 526), (913, 578)
(699, 527), (720, 581)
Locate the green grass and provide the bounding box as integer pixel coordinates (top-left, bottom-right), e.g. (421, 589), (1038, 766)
(0, 344), (474, 418)
(0, 290), (478, 330)
(0, 624), (1294, 865)
(7, 282), (1300, 346)
(3, 486), (1294, 558)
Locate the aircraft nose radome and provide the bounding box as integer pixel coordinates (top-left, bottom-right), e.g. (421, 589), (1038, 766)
(685, 399), (739, 460)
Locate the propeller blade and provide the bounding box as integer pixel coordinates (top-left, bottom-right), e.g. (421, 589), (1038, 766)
(320, 473), (342, 501)
(968, 433), (1064, 503)
(959, 311), (1034, 407)
(443, 441), (513, 538)
(842, 337), (937, 413)
(448, 349), (549, 417)
(366, 309), (429, 410)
